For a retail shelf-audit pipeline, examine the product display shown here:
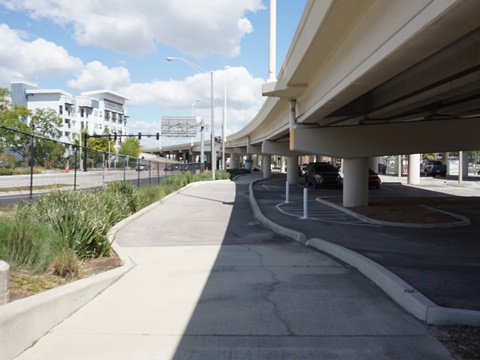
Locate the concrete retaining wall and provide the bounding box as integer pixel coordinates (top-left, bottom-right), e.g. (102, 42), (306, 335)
(0, 261), (9, 305)
(0, 244), (134, 360)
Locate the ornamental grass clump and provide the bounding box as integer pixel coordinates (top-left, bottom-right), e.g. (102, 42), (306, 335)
(105, 181), (143, 213)
(0, 216), (62, 273)
(16, 189), (135, 261)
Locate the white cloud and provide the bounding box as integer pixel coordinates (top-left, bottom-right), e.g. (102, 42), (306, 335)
(0, 23), (83, 86)
(0, 0), (265, 57)
(67, 61), (131, 90)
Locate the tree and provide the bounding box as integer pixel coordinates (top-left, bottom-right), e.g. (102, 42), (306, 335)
(119, 137), (141, 158)
(0, 88), (30, 154)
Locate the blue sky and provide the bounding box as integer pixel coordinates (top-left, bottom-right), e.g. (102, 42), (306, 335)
(0, 0), (307, 148)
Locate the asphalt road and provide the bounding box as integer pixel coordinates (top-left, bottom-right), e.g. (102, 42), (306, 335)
(253, 173), (480, 311)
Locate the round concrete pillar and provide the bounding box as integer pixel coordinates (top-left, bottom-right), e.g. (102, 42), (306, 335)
(442, 152), (449, 175)
(281, 156), (286, 173)
(287, 156), (299, 185)
(462, 151), (469, 178)
(263, 155), (272, 178)
(343, 158), (368, 208)
(408, 154), (421, 185)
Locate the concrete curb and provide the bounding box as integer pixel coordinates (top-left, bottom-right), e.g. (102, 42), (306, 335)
(0, 260), (134, 360)
(316, 197), (471, 228)
(249, 179), (307, 244)
(307, 238), (480, 326)
(249, 180), (480, 326)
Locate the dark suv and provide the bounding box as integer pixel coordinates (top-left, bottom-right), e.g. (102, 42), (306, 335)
(304, 162), (343, 188)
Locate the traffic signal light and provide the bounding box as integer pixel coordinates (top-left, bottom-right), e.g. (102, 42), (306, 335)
(113, 133), (117, 142)
(156, 132), (160, 140)
(138, 132), (141, 139)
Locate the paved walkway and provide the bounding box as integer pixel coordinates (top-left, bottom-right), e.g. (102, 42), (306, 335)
(15, 177), (453, 359)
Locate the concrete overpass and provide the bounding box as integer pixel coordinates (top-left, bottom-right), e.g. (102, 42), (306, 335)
(147, 0), (480, 207)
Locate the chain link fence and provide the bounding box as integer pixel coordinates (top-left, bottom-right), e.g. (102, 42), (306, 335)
(0, 125), (199, 205)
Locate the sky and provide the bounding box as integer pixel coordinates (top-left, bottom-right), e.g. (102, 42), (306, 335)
(0, 0), (307, 149)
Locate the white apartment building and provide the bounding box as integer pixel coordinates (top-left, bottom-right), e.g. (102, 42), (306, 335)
(10, 82), (129, 152)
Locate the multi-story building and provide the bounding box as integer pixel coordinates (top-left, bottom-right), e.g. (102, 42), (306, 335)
(10, 82), (129, 153)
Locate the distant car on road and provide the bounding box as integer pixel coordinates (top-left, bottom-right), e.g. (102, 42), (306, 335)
(135, 164), (149, 171)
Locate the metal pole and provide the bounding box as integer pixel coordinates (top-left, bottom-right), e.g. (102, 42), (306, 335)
(210, 71), (216, 180)
(74, 146), (78, 191)
(268, 0), (277, 82)
(29, 133), (34, 201)
(301, 187), (308, 219)
(222, 66), (229, 171)
(285, 181), (289, 204)
(200, 119), (205, 171)
(83, 132), (88, 172)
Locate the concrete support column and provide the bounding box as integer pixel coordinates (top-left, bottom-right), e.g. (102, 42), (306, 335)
(0, 261), (9, 305)
(408, 154), (421, 185)
(308, 155), (315, 163)
(368, 157), (380, 172)
(287, 156), (299, 185)
(442, 152), (449, 175)
(263, 155), (272, 178)
(396, 155), (403, 177)
(281, 156), (286, 173)
(462, 151), (469, 177)
(459, 151), (463, 183)
(343, 158), (368, 208)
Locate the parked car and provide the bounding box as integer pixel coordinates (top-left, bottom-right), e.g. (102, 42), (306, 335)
(420, 160), (447, 177)
(304, 162), (343, 188)
(135, 163), (149, 171)
(368, 169), (382, 189)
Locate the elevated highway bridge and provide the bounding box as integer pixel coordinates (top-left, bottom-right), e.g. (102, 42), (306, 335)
(146, 0), (480, 207)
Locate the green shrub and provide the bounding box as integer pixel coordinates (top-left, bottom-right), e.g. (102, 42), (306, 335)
(105, 181), (142, 213)
(15, 190), (125, 260)
(0, 168), (13, 175)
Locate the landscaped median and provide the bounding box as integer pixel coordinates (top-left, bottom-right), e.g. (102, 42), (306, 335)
(0, 170), (230, 360)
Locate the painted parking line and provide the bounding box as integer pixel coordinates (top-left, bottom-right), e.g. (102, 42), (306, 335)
(276, 200), (380, 227)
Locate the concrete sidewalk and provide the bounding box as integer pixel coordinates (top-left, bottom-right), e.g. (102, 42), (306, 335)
(12, 177), (453, 359)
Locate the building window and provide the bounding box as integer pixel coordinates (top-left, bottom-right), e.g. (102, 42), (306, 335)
(59, 105), (63, 115)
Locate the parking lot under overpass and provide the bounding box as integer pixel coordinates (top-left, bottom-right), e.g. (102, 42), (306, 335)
(146, 0), (480, 208)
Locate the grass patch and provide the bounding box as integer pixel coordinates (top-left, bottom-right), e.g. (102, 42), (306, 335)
(0, 184), (72, 192)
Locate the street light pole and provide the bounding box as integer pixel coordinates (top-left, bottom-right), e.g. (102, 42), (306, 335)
(166, 57), (216, 180)
(222, 66), (230, 171)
